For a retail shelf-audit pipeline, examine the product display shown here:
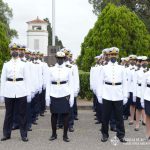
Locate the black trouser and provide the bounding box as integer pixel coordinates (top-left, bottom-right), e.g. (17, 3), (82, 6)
(3, 97), (28, 138)
(101, 99), (125, 139)
(31, 93), (39, 122)
(51, 113), (69, 137)
(40, 89), (46, 114)
(12, 100), (19, 128)
(110, 110), (116, 129)
(73, 97), (78, 118)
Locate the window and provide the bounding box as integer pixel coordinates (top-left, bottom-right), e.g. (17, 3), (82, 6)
(32, 26), (42, 31)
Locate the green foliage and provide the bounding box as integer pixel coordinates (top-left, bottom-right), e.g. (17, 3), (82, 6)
(78, 71), (92, 100)
(89, 0), (150, 32)
(0, 22), (10, 71)
(44, 18), (63, 48)
(0, 0), (17, 39)
(77, 3), (150, 72)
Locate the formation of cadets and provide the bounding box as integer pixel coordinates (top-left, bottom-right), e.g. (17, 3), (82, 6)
(0, 44), (79, 142)
(90, 47), (150, 142)
(1, 43), (150, 143)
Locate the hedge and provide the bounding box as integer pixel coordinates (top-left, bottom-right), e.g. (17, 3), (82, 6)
(78, 70), (93, 100)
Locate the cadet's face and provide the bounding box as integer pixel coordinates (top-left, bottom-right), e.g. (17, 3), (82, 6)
(130, 60), (136, 66)
(109, 54), (118, 59)
(57, 57), (64, 65)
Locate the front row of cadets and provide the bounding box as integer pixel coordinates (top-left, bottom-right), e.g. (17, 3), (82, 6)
(0, 44), (79, 142)
(90, 47), (150, 142)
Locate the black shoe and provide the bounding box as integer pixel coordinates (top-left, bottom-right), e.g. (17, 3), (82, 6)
(142, 121), (146, 126)
(123, 116), (128, 120)
(129, 122), (134, 125)
(40, 113), (44, 117)
(63, 136), (70, 142)
(1, 136), (11, 141)
(94, 118), (98, 120)
(22, 137), (28, 142)
(95, 121), (100, 124)
(28, 128), (32, 131)
(74, 117), (79, 120)
(134, 128), (139, 131)
(49, 135), (57, 141)
(12, 126), (19, 130)
(69, 127), (74, 132)
(119, 138), (127, 143)
(110, 127), (117, 132)
(32, 121), (38, 125)
(101, 136), (108, 142)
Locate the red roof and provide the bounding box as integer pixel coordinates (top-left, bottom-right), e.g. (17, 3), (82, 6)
(27, 17), (47, 24)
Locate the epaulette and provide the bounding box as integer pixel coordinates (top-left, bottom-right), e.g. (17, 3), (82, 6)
(66, 64), (72, 68)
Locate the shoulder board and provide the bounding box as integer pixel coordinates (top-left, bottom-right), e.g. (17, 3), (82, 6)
(66, 64), (72, 68)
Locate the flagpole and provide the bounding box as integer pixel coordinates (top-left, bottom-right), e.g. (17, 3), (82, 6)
(52, 0), (55, 46)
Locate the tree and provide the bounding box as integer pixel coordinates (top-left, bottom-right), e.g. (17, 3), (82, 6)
(0, 0), (17, 39)
(77, 3), (150, 72)
(0, 0), (17, 71)
(44, 18), (63, 48)
(0, 22), (10, 71)
(88, 0), (150, 32)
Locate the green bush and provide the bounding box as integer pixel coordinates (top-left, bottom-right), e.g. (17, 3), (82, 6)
(78, 70), (93, 100)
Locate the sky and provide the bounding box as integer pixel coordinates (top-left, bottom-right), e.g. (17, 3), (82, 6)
(4, 0), (97, 58)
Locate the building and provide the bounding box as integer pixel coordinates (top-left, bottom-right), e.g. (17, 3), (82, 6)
(27, 17), (48, 56)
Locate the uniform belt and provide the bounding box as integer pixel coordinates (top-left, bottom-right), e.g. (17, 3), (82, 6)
(147, 84), (150, 88)
(7, 78), (24, 81)
(137, 83), (141, 86)
(51, 81), (67, 85)
(105, 82), (122, 86)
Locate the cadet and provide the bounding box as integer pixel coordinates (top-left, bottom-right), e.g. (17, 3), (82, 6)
(96, 47), (128, 142)
(0, 44), (31, 142)
(46, 51), (74, 142)
(133, 56), (148, 131)
(128, 55), (137, 125)
(141, 58), (150, 140)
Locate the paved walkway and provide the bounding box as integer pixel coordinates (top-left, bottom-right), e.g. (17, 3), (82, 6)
(0, 109), (150, 150)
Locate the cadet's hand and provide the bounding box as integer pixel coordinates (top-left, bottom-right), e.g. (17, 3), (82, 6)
(98, 97), (102, 104)
(141, 102), (144, 108)
(133, 96), (136, 102)
(46, 98), (50, 106)
(27, 95), (31, 103)
(0, 97), (4, 103)
(123, 98), (128, 105)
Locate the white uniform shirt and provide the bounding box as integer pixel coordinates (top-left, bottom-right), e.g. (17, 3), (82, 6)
(0, 58), (31, 98)
(133, 67), (144, 98)
(141, 70), (150, 102)
(96, 62), (128, 102)
(46, 63), (74, 107)
(128, 65), (136, 93)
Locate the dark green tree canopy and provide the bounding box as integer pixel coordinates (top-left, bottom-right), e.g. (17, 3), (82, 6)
(44, 18), (63, 48)
(89, 0), (150, 32)
(77, 3), (150, 71)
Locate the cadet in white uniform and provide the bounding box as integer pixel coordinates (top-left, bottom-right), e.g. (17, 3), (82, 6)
(141, 58), (150, 140)
(127, 55), (137, 125)
(0, 44), (31, 142)
(133, 56), (147, 131)
(46, 51), (74, 142)
(96, 47), (128, 143)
